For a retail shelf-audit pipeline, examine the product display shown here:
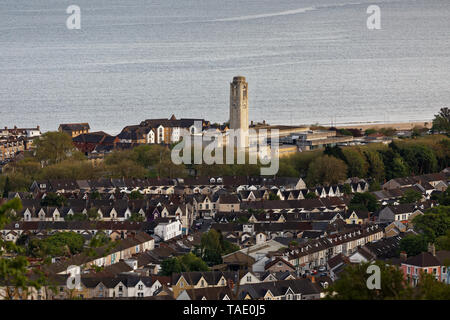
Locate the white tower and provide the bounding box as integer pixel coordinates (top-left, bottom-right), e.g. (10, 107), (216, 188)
(229, 76), (249, 148)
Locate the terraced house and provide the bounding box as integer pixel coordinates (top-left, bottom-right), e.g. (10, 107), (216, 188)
(171, 271), (239, 298)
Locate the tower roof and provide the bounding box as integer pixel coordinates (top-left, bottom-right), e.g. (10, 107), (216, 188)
(233, 76), (246, 82)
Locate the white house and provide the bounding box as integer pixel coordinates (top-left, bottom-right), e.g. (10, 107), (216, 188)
(154, 219), (182, 241)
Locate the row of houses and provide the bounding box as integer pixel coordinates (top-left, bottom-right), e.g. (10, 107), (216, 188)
(219, 224), (384, 275)
(0, 125), (41, 162)
(1, 267), (325, 300)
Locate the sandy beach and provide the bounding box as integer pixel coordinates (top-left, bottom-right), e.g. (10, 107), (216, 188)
(335, 121), (433, 131)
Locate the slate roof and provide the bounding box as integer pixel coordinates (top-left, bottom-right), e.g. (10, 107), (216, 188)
(238, 279), (321, 299)
(404, 252), (442, 267)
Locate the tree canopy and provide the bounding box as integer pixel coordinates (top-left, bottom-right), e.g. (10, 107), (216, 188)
(432, 107), (450, 136)
(306, 155), (348, 186)
(349, 192), (380, 212)
(159, 253), (209, 276)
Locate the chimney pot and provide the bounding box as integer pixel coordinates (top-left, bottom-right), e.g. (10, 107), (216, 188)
(428, 243), (436, 256)
(400, 251), (407, 262)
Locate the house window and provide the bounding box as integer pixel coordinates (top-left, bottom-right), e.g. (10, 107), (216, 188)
(200, 280), (205, 287)
(138, 284), (143, 290)
(247, 276), (252, 282)
(138, 292), (144, 297)
(118, 286), (123, 292)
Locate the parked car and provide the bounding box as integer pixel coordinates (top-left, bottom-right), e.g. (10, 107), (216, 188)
(318, 266), (326, 272)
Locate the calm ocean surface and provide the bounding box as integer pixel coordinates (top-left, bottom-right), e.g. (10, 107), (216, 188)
(0, 0), (449, 134)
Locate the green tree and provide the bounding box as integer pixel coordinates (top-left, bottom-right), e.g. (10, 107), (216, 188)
(369, 181), (381, 192)
(160, 257), (184, 276)
(40, 192), (67, 207)
(342, 148), (368, 178)
(90, 190), (101, 200)
(364, 129), (377, 136)
(28, 232), (85, 258)
(432, 107), (450, 136)
(324, 261), (412, 300)
(159, 253), (209, 276)
(305, 192), (318, 199)
(435, 230), (450, 251)
(324, 145), (346, 162)
(412, 206), (450, 243)
(342, 183), (352, 195)
(106, 159), (148, 178)
(395, 143), (438, 175)
(2, 176), (12, 198)
(127, 212), (145, 222)
(65, 212), (88, 221)
(34, 131), (79, 165)
(0, 199), (46, 299)
(431, 188), (450, 206)
(89, 231), (111, 248)
(268, 193), (280, 200)
(378, 127), (397, 137)
(400, 189), (423, 204)
(399, 234), (428, 256)
(306, 155), (348, 186)
(198, 229), (239, 265)
(349, 192), (380, 212)
(86, 208), (101, 221)
(380, 149), (409, 180)
(129, 191), (144, 200)
(415, 272), (450, 299)
(236, 216), (249, 224)
(0, 197), (22, 229)
(364, 150), (385, 183)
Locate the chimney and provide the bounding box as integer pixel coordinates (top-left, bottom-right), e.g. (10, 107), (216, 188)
(428, 243), (436, 256)
(250, 121), (254, 126)
(400, 251), (407, 262)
